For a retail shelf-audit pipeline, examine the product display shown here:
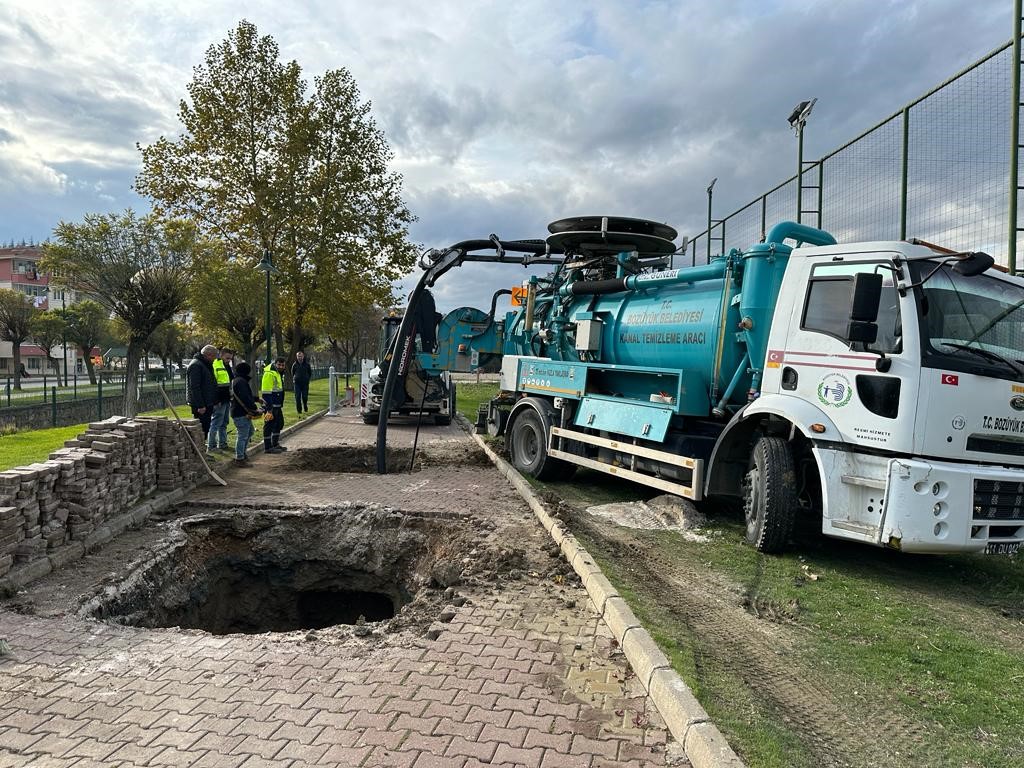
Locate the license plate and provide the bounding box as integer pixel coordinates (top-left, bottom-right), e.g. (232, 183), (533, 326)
(986, 542), (1021, 555)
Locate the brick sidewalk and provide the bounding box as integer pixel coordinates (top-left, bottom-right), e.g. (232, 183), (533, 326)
(0, 414), (683, 767)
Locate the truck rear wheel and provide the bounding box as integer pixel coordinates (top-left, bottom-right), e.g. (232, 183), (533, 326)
(508, 406), (575, 481)
(362, 412), (379, 425)
(742, 436), (796, 553)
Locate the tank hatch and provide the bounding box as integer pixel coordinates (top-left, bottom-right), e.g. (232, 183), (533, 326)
(546, 215), (678, 256)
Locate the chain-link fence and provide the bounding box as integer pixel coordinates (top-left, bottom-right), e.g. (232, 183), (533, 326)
(686, 40), (1017, 268)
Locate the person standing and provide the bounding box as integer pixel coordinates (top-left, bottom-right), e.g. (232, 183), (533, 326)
(185, 345), (218, 437)
(208, 348), (234, 452)
(291, 350), (312, 413)
(260, 356), (288, 453)
(229, 361), (260, 467)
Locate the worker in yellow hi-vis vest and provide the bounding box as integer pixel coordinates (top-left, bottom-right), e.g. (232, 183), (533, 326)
(208, 348), (234, 452)
(260, 357), (287, 453)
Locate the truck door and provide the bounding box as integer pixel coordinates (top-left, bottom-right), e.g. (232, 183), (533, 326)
(768, 257), (921, 540)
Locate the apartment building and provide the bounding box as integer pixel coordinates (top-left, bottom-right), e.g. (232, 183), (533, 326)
(0, 244), (80, 379)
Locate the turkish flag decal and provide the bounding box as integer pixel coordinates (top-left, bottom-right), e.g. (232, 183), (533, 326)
(941, 373), (959, 386)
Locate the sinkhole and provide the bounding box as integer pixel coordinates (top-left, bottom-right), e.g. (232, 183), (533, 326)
(86, 505), (468, 635)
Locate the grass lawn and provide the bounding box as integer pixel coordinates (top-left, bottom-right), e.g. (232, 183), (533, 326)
(454, 381), (499, 422)
(0, 378), (331, 471)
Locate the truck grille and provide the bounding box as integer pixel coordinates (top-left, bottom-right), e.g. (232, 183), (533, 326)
(973, 479), (1024, 521)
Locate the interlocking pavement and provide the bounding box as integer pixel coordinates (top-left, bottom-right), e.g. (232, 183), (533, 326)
(0, 411), (684, 767)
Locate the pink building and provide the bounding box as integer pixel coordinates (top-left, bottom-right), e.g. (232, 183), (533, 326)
(0, 244), (79, 379)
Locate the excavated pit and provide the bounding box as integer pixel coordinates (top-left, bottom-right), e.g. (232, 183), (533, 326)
(85, 505), (473, 636)
(285, 444), (491, 474)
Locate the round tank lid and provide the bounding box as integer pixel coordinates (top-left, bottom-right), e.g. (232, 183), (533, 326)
(548, 215), (678, 241)
(547, 216), (678, 256)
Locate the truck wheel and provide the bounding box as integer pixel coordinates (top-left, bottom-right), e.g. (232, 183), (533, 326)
(362, 413), (379, 425)
(508, 407), (575, 481)
(486, 405), (508, 437)
(434, 413), (452, 426)
(742, 436), (796, 553)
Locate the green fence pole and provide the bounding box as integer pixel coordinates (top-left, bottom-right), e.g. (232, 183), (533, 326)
(51, 387), (57, 426)
(5, 377), (9, 408)
(97, 376), (103, 420)
(900, 106), (910, 240)
(1011, 0), (1022, 274)
(73, 373), (77, 399)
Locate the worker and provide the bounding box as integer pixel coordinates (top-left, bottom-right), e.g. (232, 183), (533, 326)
(208, 348), (234, 453)
(186, 344), (218, 438)
(229, 361), (261, 467)
(260, 356), (288, 453)
(291, 350), (312, 413)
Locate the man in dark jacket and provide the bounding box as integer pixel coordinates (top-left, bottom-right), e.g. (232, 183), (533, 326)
(291, 350), (312, 413)
(229, 362), (261, 466)
(186, 345), (218, 437)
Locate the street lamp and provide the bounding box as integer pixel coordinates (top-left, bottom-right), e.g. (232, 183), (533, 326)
(256, 249), (280, 365)
(706, 177), (717, 263)
(61, 289), (68, 386)
(788, 98), (816, 224)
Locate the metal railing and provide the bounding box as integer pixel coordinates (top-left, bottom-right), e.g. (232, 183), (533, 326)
(683, 37), (1019, 271)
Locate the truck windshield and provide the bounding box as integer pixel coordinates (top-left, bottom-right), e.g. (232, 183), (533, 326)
(913, 262), (1024, 380)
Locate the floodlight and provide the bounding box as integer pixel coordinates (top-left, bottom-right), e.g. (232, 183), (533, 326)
(788, 98), (817, 132)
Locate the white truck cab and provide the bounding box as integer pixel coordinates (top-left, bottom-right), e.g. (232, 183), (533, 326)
(756, 241), (1024, 553)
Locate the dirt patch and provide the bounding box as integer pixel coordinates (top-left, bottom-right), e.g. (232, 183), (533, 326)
(557, 499), (936, 768)
(284, 444), (491, 473)
(78, 503), (550, 642)
(586, 494), (708, 541)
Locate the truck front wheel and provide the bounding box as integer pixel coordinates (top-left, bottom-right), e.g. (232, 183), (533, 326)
(742, 436), (796, 553)
(508, 407), (575, 481)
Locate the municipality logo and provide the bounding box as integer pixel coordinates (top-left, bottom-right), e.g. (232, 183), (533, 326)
(817, 373), (853, 408)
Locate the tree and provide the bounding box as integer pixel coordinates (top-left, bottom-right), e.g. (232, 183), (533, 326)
(63, 299), (110, 385)
(147, 320), (189, 372)
(328, 303), (385, 373)
(0, 289), (38, 389)
(189, 252), (266, 364)
(29, 310), (67, 376)
(42, 210), (198, 416)
(136, 19), (416, 382)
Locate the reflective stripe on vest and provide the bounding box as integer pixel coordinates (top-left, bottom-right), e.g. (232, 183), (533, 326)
(213, 358), (230, 385)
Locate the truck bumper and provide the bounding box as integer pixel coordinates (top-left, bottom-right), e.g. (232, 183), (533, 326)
(882, 457), (1024, 554)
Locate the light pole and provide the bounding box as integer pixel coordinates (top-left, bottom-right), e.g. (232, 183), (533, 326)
(256, 249), (280, 365)
(788, 98), (816, 224)
(706, 177), (717, 263)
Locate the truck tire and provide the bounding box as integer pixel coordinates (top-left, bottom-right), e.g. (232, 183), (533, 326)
(742, 436), (796, 553)
(486, 405), (508, 437)
(434, 413), (452, 426)
(362, 412), (379, 425)
(508, 406), (575, 481)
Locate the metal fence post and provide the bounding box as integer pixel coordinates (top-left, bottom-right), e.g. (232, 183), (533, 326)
(4, 377), (9, 408)
(51, 387), (57, 426)
(97, 376), (103, 420)
(327, 366), (337, 416)
(73, 373), (77, 399)
(900, 106), (910, 240)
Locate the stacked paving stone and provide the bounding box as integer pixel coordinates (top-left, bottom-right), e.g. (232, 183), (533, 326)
(0, 415), (204, 579)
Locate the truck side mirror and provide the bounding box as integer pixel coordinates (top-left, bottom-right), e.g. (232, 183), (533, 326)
(846, 320), (878, 345)
(850, 272), (882, 322)
(951, 251), (994, 277)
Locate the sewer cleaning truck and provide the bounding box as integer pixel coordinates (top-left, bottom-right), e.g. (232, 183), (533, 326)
(361, 310), (455, 426)
(377, 215), (1024, 555)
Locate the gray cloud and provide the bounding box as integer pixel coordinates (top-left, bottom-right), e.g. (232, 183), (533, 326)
(0, 0), (1013, 313)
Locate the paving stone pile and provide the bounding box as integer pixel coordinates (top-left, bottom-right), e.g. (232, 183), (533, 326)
(0, 415), (204, 578)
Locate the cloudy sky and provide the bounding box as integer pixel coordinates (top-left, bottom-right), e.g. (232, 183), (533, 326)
(0, 0), (1013, 311)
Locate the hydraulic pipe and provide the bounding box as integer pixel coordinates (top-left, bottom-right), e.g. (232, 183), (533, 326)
(559, 258), (728, 297)
(713, 352), (750, 418)
(763, 221), (836, 248)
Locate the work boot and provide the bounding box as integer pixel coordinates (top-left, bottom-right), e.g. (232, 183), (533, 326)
(272, 435), (288, 451)
(233, 457), (251, 467)
(266, 446), (284, 454)
(263, 438), (273, 453)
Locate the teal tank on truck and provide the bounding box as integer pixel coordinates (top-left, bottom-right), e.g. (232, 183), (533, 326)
(501, 219), (837, 417)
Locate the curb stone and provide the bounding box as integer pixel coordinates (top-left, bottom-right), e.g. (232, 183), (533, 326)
(464, 421), (747, 768)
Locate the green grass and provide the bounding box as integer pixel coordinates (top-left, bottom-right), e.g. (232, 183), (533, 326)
(454, 382), (499, 422)
(0, 378), (331, 471)
(534, 468), (1024, 767)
